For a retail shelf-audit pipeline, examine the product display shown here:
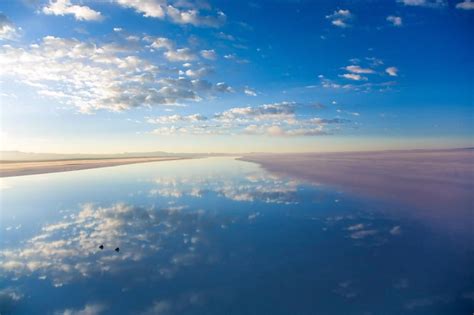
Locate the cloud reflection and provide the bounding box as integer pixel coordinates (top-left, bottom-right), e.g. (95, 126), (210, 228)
(149, 171), (302, 204)
(0, 202), (222, 287)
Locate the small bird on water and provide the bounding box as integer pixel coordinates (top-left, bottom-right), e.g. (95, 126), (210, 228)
(99, 244), (104, 250)
(115, 247), (120, 252)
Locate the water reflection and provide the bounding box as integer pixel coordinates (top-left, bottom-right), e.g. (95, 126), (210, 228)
(0, 158), (472, 314)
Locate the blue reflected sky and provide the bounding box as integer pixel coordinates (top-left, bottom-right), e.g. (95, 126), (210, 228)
(0, 158), (473, 314)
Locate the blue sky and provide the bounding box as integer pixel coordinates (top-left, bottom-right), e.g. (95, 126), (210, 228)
(0, 0), (472, 153)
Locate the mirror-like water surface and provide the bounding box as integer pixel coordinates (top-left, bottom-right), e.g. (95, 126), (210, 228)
(0, 158), (472, 314)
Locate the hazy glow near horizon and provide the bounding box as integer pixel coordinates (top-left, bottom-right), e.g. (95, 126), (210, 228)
(0, 0), (472, 153)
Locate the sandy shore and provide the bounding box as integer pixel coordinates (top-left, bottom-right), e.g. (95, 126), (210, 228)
(0, 156), (189, 177)
(241, 149), (474, 237)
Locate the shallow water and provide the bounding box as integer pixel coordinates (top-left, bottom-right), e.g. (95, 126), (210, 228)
(0, 157), (472, 314)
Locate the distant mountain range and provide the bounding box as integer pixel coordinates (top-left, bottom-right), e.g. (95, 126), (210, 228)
(0, 150), (228, 161)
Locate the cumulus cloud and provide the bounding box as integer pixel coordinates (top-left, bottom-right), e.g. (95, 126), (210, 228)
(0, 13), (20, 40)
(166, 5), (226, 27)
(397, 0), (447, 8)
(386, 15), (403, 26)
(114, 0), (226, 27)
(385, 66), (398, 76)
(0, 36), (229, 113)
(456, 0), (474, 9)
(326, 9), (352, 28)
(42, 0), (104, 21)
(214, 102), (296, 122)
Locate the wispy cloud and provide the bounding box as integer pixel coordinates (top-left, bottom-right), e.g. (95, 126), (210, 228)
(456, 0), (474, 9)
(387, 15), (403, 26)
(397, 0), (447, 8)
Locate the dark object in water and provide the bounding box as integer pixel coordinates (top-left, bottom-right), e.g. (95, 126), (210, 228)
(99, 245), (104, 250)
(115, 247), (120, 252)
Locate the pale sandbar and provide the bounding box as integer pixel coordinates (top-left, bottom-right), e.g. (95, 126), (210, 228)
(0, 156), (189, 178)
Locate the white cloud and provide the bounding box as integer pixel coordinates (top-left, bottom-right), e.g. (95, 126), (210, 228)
(244, 87), (257, 96)
(215, 82), (234, 93)
(42, 0), (104, 21)
(166, 5), (226, 27)
(385, 66), (398, 76)
(149, 36), (174, 50)
(326, 9), (352, 28)
(164, 47), (196, 61)
(340, 73), (367, 81)
(0, 13), (20, 40)
(147, 114), (207, 124)
(114, 0), (226, 27)
(115, 0), (166, 18)
(146, 101), (349, 137)
(397, 0), (447, 8)
(386, 15), (403, 26)
(350, 229), (377, 239)
(215, 102), (296, 122)
(0, 36), (227, 113)
(200, 49), (216, 60)
(56, 303), (107, 315)
(456, 0), (474, 9)
(223, 53), (249, 64)
(345, 65), (375, 74)
(184, 66), (212, 78)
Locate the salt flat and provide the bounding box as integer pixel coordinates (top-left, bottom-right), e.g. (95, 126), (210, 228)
(242, 148), (474, 237)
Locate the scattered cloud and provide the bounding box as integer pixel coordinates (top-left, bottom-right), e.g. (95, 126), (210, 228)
(326, 9), (352, 28)
(200, 49), (216, 60)
(386, 15), (403, 26)
(55, 303), (107, 315)
(0, 36), (231, 113)
(456, 0), (474, 9)
(350, 229), (377, 239)
(42, 0), (104, 21)
(320, 58), (397, 92)
(147, 101), (350, 136)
